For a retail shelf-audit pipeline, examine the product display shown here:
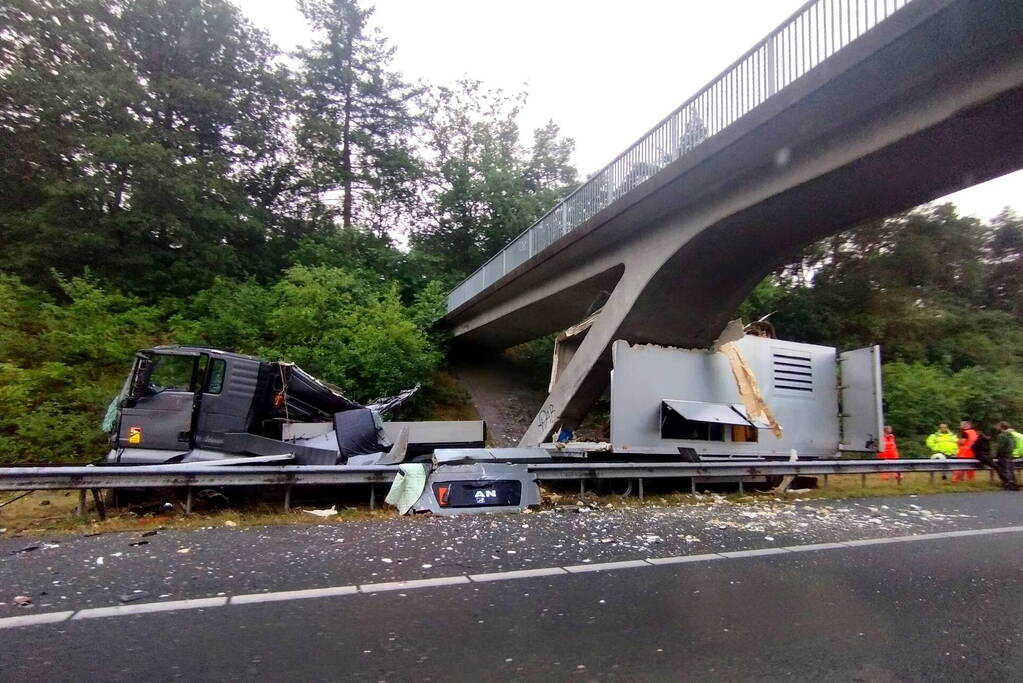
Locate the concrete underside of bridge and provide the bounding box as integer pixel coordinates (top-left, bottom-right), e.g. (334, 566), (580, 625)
(443, 0), (1023, 446)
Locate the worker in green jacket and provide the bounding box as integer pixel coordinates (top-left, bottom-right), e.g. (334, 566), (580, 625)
(925, 423), (958, 456)
(992, 422), (1019, 490)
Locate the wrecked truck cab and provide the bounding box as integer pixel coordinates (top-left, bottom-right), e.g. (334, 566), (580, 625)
(105, 346), (428, 465)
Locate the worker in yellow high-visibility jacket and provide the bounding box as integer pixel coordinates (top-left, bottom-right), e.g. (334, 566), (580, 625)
(926, 423), (958, 457)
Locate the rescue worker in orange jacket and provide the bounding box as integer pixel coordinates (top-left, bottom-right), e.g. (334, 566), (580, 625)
(952, 420), (978, 483)
(879, 425), (900, 480)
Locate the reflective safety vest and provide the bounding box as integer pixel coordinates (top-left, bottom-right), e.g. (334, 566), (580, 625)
(1010, 429), (1023, 458)
(925, 431), (958, 456)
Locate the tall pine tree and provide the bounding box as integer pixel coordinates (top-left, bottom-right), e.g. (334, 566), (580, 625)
(295, 0), (420, 234)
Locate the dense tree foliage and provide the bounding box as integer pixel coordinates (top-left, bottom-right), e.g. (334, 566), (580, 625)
(0, 0), (577, 462)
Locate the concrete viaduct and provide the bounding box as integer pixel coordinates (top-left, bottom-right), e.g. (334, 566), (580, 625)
(442, 0), (1023, 446)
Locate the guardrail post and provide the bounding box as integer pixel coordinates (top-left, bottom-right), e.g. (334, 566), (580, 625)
(738, 479), (744, 496)
(185, 487), (193, 514)
(284, 484), (292, 513)
(91, 489), (106, 521)
(638, 478), (644, 501)
(579, 479), (585, 498)
(823, 473), (829, 486)
(77, 490), (86, 518)
(369, 484), (376, 511)
(690, 477), (696, 495)
(860, 474), (866, 488)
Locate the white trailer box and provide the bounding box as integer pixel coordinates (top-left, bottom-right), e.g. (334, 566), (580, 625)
(608, 336), (882, 459)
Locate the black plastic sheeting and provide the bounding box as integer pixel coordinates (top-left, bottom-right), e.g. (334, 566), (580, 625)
(334, 409), (385, 460)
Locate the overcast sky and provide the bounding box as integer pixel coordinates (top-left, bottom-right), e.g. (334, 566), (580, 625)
(236, 0), (1022, 222)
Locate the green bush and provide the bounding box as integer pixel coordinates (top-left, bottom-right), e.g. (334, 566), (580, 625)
(0, 275), (161, 463)
(883, 361), (1023, 451)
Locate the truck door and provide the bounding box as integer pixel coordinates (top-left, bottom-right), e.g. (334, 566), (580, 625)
(118, 353), (204, 451)
(837, 345), (883, 453)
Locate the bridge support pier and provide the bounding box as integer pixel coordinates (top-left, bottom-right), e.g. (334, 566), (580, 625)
(519, 263), (654, 446)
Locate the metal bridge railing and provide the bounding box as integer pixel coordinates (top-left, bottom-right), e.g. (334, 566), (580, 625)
(447, 0), (915, 313)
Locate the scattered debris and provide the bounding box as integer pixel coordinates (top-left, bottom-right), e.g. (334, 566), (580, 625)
(176, 548), (190, 554)
(13, 595), (32, 607)
(303, 507), (339, 518)
(223, 520), (238, 527)
(128, 540), (149, 547)
(11, 545), (40, 555)
(95, 557), (104, 565)
(119, 591), (150, 603)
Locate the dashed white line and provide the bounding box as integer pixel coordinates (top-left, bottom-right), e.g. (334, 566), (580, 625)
(0, 611), (74, 629)
(646, 553), (725, 565)
(2, 525), (1020, 629)
(563, 559), (652, 573)
(469, 567), (567, 582)
(718, 547), (792, 559)
(72, 597), (227, 620)
(359, 575), (471, 593)
(230, 585), (358, 605)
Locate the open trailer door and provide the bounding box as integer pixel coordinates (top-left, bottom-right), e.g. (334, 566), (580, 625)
(838, 345), (883, 454)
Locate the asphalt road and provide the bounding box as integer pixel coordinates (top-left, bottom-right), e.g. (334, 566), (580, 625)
(2, 492), (1022, 681)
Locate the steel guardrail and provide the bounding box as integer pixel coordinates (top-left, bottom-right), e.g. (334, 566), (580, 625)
(0, 458), (1008, 491)
(446, 0), (916, 313)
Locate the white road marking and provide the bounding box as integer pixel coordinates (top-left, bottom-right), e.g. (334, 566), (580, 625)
(0, 611), (74, 629)
(230, 585), (358, 605)
(72, 597), (227, 620)
(646, 553), (725, 565)
(359, 575), (471, 593)
(469, 567), (567, 582)
(563, 559), (652, 573)
(718, 547), (792, 559)
(2, 525), (1021, 629)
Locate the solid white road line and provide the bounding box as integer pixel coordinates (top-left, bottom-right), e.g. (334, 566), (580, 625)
(2, 524), (1021, 630)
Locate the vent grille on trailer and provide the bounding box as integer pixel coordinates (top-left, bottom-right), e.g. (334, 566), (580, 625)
(773, 352), (813, 392)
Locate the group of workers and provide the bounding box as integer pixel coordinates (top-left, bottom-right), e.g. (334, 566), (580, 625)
(879, 421), (1023, 490)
